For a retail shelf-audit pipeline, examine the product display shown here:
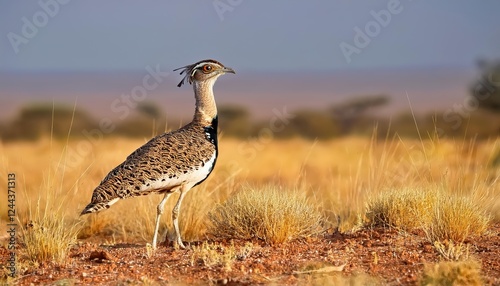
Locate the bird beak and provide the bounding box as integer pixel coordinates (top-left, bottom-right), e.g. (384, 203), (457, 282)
(223, 67), (235, 74)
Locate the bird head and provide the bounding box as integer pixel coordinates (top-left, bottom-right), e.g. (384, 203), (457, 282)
(174, 59), (235, 88)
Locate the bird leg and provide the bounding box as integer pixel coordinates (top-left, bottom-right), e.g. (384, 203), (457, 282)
(152, 191), (172, 249)
(172, 186), (189, 249)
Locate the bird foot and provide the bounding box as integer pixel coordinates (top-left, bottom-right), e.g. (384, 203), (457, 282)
(145, 243), (156, 258)
(168, 237), (187, 250)
(176, 239), (187, 249)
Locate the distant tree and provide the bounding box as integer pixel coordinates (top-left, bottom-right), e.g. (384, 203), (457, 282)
(136, 101), (163, 120)
(115, 117), (158, 138)
(330, 95), (389, 134)
(114, 102), (169, 138)
(290, 110), (339, 139)
(470, 59), (500, 111)
(218, 105), (251, 138)
(1, 104), (97, 141)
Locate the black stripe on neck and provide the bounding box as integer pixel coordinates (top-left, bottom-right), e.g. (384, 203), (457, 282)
(204, 116), (218, 147)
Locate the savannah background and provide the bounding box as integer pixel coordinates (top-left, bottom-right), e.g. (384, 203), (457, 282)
(1, 1), (500, 285)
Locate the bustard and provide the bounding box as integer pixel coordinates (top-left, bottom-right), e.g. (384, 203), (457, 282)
(81, 59), (235, 249)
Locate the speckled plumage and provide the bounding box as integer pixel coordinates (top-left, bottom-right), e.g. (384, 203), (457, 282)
(81, 59), (234, 249)
(81, 120), (217, 213)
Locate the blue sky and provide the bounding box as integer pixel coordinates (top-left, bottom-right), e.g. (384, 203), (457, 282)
(0, 1), (499, 72)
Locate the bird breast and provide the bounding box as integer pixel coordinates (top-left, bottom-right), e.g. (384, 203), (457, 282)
(140, 152), (217, 193)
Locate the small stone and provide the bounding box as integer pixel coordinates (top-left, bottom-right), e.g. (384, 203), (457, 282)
(217, 278), (228, 284)
(89, 250), (116, 263)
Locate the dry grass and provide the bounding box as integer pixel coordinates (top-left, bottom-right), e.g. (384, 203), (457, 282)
(425, 195), (490, 242)
(189, 241), (253, 271)
(190, 241), (237, 271)
(78, 213), (113, 239)
(0, 135), (498, 253)
(366, 188), (437, 230)
(366, 183), (490, 264)
(433, 241), (471, 261)
(366, 187), (490, 243)
(17, 170), (82, 265)
(420, 259), (483, 286)
(208, 185), (324, 244)
(14, 180), (82, 266)
(21, 215), (80, 265)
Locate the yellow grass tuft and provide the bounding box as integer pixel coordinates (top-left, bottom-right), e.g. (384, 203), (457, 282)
(366, 187), (490, 244)
(21, 215), (80, 265)
(433, 241), (470, 261)
(190, 241), (253, 271)
(420, 259), (483, 286)
(425, 195), (490, 243)
(19, 173), (82, 265)
(208, 185), (324, 244)
(366, 188), (437, 230)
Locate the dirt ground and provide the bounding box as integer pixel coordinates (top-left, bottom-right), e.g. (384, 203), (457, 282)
(3, 223), (500, 285)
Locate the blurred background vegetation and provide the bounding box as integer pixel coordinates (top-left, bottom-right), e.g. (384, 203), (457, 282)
(1, 60), (500, 142)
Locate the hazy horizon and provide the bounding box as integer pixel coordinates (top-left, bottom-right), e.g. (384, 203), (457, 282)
(0, 66), (477, 122)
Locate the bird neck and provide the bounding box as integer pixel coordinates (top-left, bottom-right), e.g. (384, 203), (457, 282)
(193, 77), (218, 125)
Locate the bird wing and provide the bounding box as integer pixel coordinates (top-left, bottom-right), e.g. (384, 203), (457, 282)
(82, 123), (216, 214)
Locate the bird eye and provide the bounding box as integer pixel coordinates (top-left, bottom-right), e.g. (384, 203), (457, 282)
(202, 65), (212, 72)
